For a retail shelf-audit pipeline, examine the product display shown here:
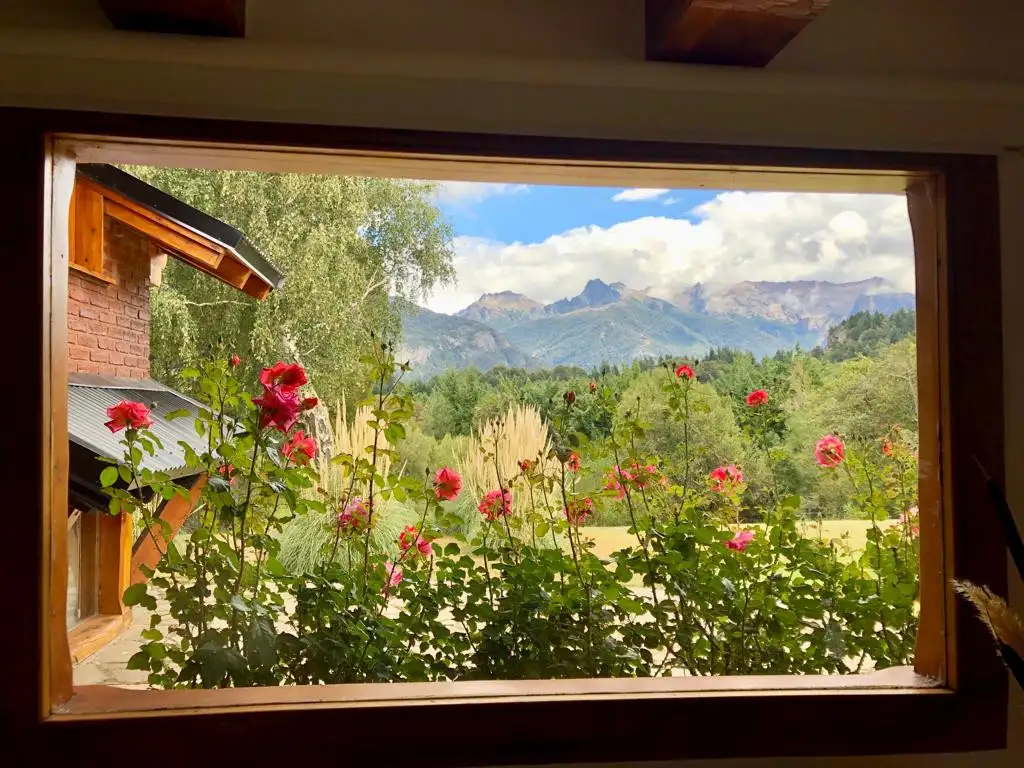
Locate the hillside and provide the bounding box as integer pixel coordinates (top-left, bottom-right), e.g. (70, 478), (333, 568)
(504, 292), (819, 368)
(455, 290), (542, 331)
(399, 307), (538, 379)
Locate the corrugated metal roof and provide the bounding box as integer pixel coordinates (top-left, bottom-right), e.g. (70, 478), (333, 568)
(68, 374), (208, 480)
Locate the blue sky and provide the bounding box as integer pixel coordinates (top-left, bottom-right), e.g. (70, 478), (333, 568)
(435, 184), (717, 244)
(422, 183), (915, 315)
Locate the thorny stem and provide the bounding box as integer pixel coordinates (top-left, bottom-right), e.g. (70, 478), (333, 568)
(558, 464), (594, 676)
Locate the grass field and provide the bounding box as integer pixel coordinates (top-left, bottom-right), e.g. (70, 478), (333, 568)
(581, 519), (894, 561)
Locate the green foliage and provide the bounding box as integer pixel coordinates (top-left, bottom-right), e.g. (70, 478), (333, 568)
(113, 335), (918, 688)
(823, 309), (916, 361)
(129, 166), (455, 405)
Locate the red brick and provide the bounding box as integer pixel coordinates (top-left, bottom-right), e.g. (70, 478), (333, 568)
(130, 318), (145, 331)
(108, 351), (126, 366)
(79, 305), (98, 320)
(116, 315), (132, 329)
(88, 293), (110, 309)
(68, 316), (90, 333)
(98, 311), (116, 325)
(68, 346), (90, 361)
(115, 340), (132, 354)
(90, 349), (110, 363)
(96, 336), (116, 351)
(128, 343), (145, 356)
(69, 283), (89, 302)
(80, 334), (100, 350)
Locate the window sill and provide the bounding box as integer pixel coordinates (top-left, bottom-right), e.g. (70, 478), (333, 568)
(48, 667), (1005, 763)
(67, 611), (131, 664)
(69, 261), (116, 285)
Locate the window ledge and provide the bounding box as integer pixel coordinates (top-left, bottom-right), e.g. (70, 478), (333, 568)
(69, 261), (116, 285)
(67, 611), (131, 664)
(47, 667), (1005, 763)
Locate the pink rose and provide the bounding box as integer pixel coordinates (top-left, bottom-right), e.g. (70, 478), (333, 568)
(725, 530), (755, 552)
(815, 434), (845, 468)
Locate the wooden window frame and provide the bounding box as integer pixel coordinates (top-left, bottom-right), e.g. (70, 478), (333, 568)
(1, 107), (1005, 765)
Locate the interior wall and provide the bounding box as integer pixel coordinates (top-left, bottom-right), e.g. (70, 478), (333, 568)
(0, 1), (1021, 765)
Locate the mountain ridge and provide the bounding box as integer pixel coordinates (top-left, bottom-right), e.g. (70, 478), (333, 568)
(402, 278), (914, 379)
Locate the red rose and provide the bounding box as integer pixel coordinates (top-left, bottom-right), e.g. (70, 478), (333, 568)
(302, 397), (319, 411)
(282, 429), (317, 465)
(216, 463), (236, 484)
(229, 354), (241, 368)
(745, 389), (768, 407)
(882, 438), (893, 457)
(709, 464), (743, 493)
(674, 364), (695, 380)
(104, 400), (153, 433)
(253, 386), (302, 432)
(337, 497), (368, 532)
(259, 362), (308, 392)
(566, 452), (581, 473)
(478, 489), (512, 521)
(564, 390), (576, 405)
(588, 381), (597, 393)
(433, 466), (462, 501)
(564, 497), (594, 526)
(518, 458), (532, 473)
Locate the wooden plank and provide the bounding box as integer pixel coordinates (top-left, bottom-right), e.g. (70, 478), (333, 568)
(907, 177), (949, 683)
(242, 272), (272, 300)
(98, 0), (246, 38)
(646, 0), (833, 67)
(131, 476), (206, 585)
(67, 613), (131, 665)
(103, 198), (224, 268)
(47, 146), (76, 710)
(215, 255), (252, 290)
(97, 512), (128, 615)
(71, 183), (104, 274)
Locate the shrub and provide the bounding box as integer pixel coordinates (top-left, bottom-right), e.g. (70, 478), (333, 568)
(104, 342), (919, 688)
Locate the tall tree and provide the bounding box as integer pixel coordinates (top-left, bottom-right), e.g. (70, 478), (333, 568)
(132, 168), (455, 404)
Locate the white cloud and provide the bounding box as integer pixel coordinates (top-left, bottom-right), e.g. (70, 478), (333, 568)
(431, 182), (528, 206)
(612, 188), (671, 202)
(422, 192), (914, 315)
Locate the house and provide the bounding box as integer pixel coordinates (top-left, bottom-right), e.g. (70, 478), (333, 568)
(64, 164), (283, 662)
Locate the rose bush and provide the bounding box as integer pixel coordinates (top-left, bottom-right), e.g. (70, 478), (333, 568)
(104, 343), (919, 687)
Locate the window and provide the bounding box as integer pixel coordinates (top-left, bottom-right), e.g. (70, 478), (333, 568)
(7, 113), (1005, 763)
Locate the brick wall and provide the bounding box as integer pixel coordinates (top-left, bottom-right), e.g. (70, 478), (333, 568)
(67, 218), (151, 378)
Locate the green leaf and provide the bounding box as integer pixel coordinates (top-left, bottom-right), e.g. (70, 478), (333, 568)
(180, 367), (200, 379)
(164, 408), (190, 421)
(122, 583), (147, 607)
(126, 651), (151, 671)
(231, 594), (251, 614)
(99, 466), (119, 488)
(145, 642), (167, 660)
(141, 628), (163, 642)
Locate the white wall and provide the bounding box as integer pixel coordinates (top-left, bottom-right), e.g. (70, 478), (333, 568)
(0, 0), (1020, 764)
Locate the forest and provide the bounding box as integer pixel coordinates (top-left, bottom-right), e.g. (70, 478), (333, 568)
(400, 309), (918, 528)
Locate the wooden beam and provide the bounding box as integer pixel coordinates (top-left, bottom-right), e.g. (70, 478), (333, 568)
(98, 0), (246, 38)
(131, 476), (206, 585)
(646, 0), (832, 67)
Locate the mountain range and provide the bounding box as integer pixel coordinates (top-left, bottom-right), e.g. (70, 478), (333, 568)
(400, 278), (914, 379)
